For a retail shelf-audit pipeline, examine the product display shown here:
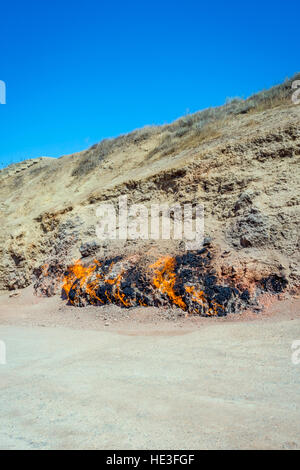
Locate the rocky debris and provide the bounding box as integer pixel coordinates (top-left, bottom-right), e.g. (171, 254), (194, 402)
(9, 291), (20, 297)
(233, 191), (254, 213)
(79, 241), (100, 258)
(203, 236), (212, 246)
(259, 274), (288, 293)
(229, 207), (270, 248)
(32, 256), (67, 297)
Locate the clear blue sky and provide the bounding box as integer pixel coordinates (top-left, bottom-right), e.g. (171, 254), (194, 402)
(0, 0), (299, 167)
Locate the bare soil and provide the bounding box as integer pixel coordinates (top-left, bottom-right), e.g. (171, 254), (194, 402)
(1, 286), (299, 335)
(0, 291), (300, 449)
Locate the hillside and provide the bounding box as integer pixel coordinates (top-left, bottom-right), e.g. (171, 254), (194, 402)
(0, 75), (299, 315)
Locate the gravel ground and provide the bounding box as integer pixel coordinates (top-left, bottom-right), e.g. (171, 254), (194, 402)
(0, 288), (299, 449)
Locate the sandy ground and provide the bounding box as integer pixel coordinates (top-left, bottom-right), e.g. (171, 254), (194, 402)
(0, 287), (300, 450)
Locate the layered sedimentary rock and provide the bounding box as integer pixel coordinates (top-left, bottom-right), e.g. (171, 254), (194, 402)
(0, 76), (299, 315)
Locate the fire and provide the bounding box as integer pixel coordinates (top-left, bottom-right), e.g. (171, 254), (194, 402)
(149, 256), (186, 310)
(185, 285), (222, 316)
(106, 272), (131, 307)
(41, 263), (49, 277)
(184, 285), (205, 302)
(62, 259), (103, 305)
(62, 259), (132, 307)
(61, 255), (225, 315)
(149, 256), (221, 315)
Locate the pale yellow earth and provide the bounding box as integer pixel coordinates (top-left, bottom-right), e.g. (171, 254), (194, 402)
(0, 288), (299, 450)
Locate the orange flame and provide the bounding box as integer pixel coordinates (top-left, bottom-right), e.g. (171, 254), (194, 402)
(149, 256), (186, 309)
(61, 256), (224, 315)
(62, 259), (103, 305)
(150, 256), (223, 315)
(107, 271), (131, 307)
(62, 260), (132, 307)
(41, 263), (49, 277)
(185, 285), (221, 316)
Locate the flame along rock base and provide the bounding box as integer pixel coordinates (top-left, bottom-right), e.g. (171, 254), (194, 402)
(34, 247), (288, 316)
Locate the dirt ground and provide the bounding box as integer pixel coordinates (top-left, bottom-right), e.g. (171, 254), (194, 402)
(0, 288), (299, 450)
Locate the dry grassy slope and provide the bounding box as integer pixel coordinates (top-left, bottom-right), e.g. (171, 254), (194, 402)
(0, 81), (299, 291)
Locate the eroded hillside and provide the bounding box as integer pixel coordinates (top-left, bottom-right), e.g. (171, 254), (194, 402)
(0, 75), (299, 314)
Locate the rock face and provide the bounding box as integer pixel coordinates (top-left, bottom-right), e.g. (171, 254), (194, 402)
(0, 75), (300, 315)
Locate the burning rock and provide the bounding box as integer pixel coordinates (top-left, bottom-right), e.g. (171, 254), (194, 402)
(33, 248), (279, 316)
(33, 244), (289, 316)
